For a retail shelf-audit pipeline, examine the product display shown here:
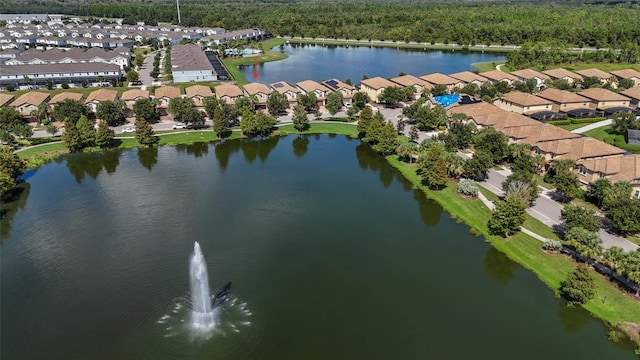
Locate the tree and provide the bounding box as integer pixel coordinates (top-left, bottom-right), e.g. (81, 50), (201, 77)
(135, 119), (157, 146)
(96, 100), (126, 127)
(0, 145), (26, 199)
(545, 160), (579, 201)
(352, 92), (370, 110)
(357, 106), (374, 138)
(296, 92), (319, 113)
(431, 84), (448, 96)
(203, 96), (220, 118)
(621, 251), (640, 296)
(377, 86), (404, 107)
(586, 178), (612, 208)
(502, 172), (540, 205)
(460, 83), (479, 96)
(611, 111), (639, 134)
(464, 150), (493, 181)
(488, 193), (528, 237)
(182, 108), (205, 128)
(76, 115), (96, 148)
(0, 107), (24, 134)
(473, 127), (508, 164)
(409, 125), (419, 142)
(133, 98), (160, 123)
(212, 105), (229, 138)
(418, 146), (449, 190)
(168, 97), (194, 122)
(605, 197), (640, 236)
(560, 205), (601, 233)
(234, 95), (257, 114)
(45, 123), (59, 137)
(564, 227), (603, 261)
(255, 112), (276, 137)
(396, 142), (418, 163)
(602, 181), (633, 211)
(62, 118), (83, 152)
(603, 246), (625, 272)
(95, 120), (115, 149)
(292, 104), (309, 132)
(560, 265), (596, 304)
(240, 109), (257, 136)
(126, 70), (140, 84)
(325, 91), (343, 115)
(443, 117), (475, 150)
(267, 91), (287, 116)
(371, 121), (399, 155)
(52, 99), (87, 123)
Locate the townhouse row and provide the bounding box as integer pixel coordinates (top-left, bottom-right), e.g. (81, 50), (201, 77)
(447, 101), (640, 199)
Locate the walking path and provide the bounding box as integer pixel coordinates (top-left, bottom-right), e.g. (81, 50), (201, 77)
(570, 119), (612, 134)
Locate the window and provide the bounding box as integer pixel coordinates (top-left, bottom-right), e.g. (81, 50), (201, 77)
(635, 190), (640, 198)
(578, 165), (587, 176)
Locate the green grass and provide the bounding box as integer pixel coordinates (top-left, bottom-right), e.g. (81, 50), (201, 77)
(583, 125), (640, 153)
(277, 122), (357, 136)
(472, 61), (509, 72)
(560, 63), (640, 72)
(386, 155), (640, 329)
(16, 142), (67, 158)
(555, 123), (586, 131)
(222, 38), (288, 85)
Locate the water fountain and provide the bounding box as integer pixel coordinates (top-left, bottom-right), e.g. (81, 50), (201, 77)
(189, 241), (217, 331)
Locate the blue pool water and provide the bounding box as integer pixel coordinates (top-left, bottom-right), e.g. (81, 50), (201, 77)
(433, 94), (461, 108)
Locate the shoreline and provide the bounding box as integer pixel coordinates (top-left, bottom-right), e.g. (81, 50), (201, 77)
(222, 38), (288, 85)
(10, 122), (640, 350)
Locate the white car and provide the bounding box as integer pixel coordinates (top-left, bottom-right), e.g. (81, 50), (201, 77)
(122, 127), (135, 133)
(172, 123), (187, 129)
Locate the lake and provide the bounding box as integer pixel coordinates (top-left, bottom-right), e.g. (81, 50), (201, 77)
(0, 135), (634, 359)
(238, 43), (506, 84)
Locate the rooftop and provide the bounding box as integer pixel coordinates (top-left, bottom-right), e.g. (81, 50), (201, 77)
(537, 88), (591, 104)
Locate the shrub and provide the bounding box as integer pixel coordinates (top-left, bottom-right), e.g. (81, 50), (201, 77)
(549, 119), (571, 126)
(542, 239), (563, 252)
(560, 264), (596, 304)
(569, 117), (605, 124)
(457, 178), (479, 197)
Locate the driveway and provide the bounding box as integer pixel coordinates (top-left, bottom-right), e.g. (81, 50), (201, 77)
(138, 49), (158, 87)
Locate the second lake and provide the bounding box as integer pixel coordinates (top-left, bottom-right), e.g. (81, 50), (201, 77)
(238, 42), (506, 84)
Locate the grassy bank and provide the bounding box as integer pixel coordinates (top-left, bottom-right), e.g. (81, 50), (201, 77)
(277, 122), (357, 137)
(386, 156), (640, 334)
(472, 61), (509, 73)
(222, 38), (288, 86)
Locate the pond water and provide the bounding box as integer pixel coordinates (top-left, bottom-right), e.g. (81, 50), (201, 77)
(1, 135), (635, 359)
(238, 43), (505, 84)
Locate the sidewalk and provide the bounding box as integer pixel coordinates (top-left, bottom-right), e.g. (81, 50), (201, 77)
(570, 119), (612, 134)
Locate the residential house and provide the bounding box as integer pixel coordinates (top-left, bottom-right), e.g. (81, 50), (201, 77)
(621, 87), (640, 109)
(10, 91), (50, 116)
(215, 83), (244, 105)
(322, 78), (356, 104)
(359, 77), (398, 103)
(501, 123), (580, 145)
(509, 68), (550, 89)
(574, 68), (613, 85)
(243, 82), (271, 109)
(85, 88), (118, 113)
(296, 80), (332, 106)
(171, 44), (217, 82)
(533, 137), (626, 166)
(493, 91), (553, 114)
(578, 88), (631, 111)
(478, 70), (519, 85)
(48, 92), (83, 110)
(154, 86), (181, 108)
(576, 154), (640, 194)
(389, 75), (432, 100)
(121, 89), (149, 109)
(185, 84), (214, 107)
(0, 93), (15, 107)
(473, 111), (540, 131)
(0, 62), (121, 88)
(609, 69), (640, 87)
(536, 88), (592, 113)
(271, 81), (302, 107)
(449, 71), (489, 87)
(419, 73), (463, 92)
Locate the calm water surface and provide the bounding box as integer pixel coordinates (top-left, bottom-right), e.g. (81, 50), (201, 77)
(0, 135), (634, 359)
(238, 43), (506, 84)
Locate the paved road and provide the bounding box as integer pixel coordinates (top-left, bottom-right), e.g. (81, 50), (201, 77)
(138, 49), (157, 87)
(481, 165), (638, 252)
(571, 119), (612, 134)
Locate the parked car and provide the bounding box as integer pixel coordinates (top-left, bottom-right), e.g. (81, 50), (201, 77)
(122, 127), (135, 133)
(172, 123), (187, 129)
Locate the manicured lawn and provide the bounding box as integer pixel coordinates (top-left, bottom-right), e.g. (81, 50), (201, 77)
(16, 142), (66, 158)
(386, 155), (640, 327)
(583, 125), (640, 153)
(554, 123), (586, 132)
(561, 63), (640, 72)
(222, 38), (288, 85)
(472, 61), (508, 72)
(278, 122), (357, 136)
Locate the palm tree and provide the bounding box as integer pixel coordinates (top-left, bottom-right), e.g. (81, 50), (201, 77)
(603, 246), (625, 273)
(621, 250), (640, 296)
(564, 227), (603, 262)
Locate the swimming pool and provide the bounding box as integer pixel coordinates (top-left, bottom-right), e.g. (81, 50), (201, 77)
(433, 94), (461, 108)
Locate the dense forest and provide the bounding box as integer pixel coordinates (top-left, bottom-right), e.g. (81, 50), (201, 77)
(2, 1), (640, 49)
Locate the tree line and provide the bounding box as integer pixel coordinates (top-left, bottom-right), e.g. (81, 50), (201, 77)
(3, 1), (640, 48)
